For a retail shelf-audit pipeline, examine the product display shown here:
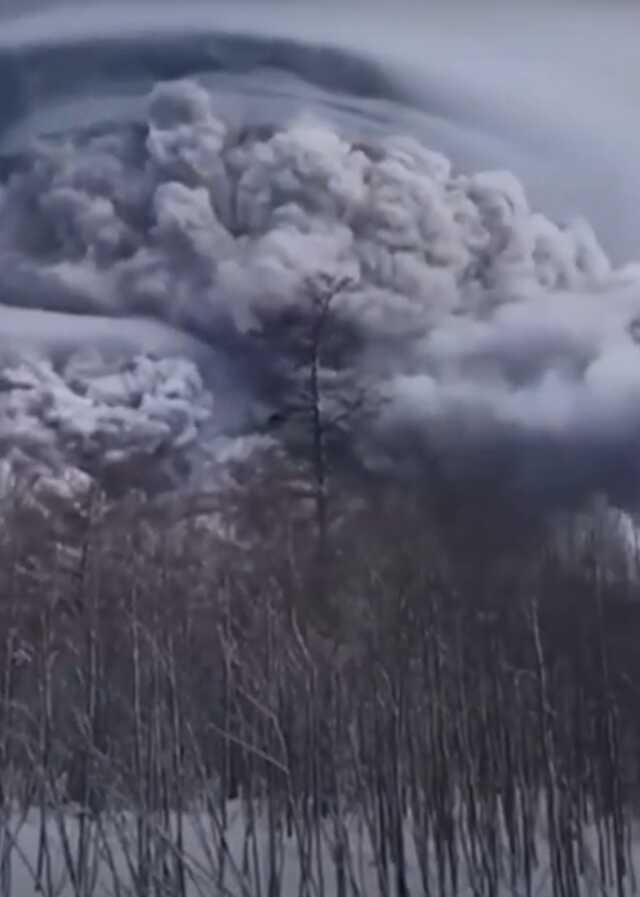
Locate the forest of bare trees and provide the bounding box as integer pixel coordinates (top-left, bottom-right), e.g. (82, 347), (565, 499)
(0, 276), (639, 897)
(0, 433), (638, 897)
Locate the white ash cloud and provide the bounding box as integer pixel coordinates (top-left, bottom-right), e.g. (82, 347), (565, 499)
(1, 78), (640, 500)
(0, 354), (212, 485)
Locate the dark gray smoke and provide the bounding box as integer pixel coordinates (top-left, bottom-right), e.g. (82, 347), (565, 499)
(1, 1), (640, 504)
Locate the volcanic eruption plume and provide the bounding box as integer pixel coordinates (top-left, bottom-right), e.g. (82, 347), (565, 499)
(1, 0), (640, 505)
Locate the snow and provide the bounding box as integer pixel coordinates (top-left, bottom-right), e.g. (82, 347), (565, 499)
(0, 801), (637, 897)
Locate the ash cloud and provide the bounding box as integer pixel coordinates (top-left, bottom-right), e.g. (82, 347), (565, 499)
(2, 77), (640, 502)
(0, 353), (213, 489)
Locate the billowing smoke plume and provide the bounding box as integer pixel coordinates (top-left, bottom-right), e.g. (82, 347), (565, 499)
(1, 38), (640, 502)
(0, 353), (212, 484)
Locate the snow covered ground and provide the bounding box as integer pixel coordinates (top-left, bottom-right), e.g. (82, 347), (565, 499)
(1, 801), (637, 897)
